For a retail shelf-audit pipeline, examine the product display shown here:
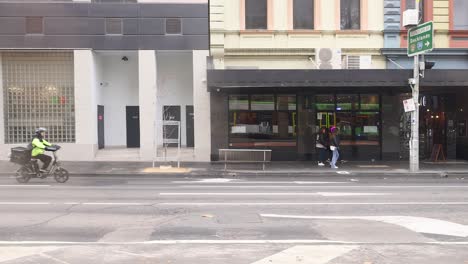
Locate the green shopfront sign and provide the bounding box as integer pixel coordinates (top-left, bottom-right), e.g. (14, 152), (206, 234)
(407, 21), (434, 57)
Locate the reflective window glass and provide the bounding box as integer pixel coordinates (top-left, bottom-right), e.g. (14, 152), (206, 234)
(277, 95), (297, 111)
(454, 0), (468, 30)
(294, 0), (314, 29)
(251, 95), (275, 111)
(360, 94), (379, 110)
(316, 95), (335, 111)
(246, 0), (267, 29)
(336, 94), (357, 111)
(229, 95), (249, 110)
(340, 0), (360, 30)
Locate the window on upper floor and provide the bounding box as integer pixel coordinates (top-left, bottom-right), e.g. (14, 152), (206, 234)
(245, 0), (267, 30)
(454, 0), (468, 30)
(340, 0), (360, 30)
(293, 0), (314, 29)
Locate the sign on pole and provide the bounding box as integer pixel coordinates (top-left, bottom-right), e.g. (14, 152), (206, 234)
(403, 98), (416, 112)
(407, 21), (434, 57)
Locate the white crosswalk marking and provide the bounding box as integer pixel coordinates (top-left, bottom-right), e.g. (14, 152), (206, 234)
(261, 214), (468, 237)
(0, 247), (59, 262)
(159, 192), (392, 196)
(250, 245), (358, 264)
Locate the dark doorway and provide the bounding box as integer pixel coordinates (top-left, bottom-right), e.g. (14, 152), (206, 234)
(98, 105), (105, 149)
(186, 105), (195, 147)
(163, 106), (181, 147)
(126, 106), (140, 148)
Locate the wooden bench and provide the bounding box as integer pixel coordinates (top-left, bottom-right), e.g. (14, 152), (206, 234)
(219, 149), (272, 171)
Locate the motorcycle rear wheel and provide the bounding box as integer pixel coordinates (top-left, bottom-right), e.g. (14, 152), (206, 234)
(54, 168), (69, 183)
(16, 167), (31, 184)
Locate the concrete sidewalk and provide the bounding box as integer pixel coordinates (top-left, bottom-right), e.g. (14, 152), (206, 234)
(1, 160), (468, 176)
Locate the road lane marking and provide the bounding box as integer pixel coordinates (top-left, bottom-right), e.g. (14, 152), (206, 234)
(261, 214), (468, 237)
(0, 240), (467, 245)
(0, 185), (51, 187)
(172, 181), (350, 184)
(159, 202), (468, 206)
(179, 185), (468, 188)
(0, 202), (51, 205)
(337, 171), (351, 175)
(81, 202), (144, 205)
(0, 247), (60, 262)
(0, 201), (468, 206)
(1, 202), (468, 206)
(251, 245), (358, 264)
(39, 253), (71, 264)
(159, 192), (392, 196)
(0, 202), (149, 206)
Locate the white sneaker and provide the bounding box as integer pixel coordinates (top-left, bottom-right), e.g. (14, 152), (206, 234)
(331, 166), (339, 169)
(318, 162), (325, 166)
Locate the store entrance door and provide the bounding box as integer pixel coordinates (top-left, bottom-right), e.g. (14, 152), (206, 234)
(317, 112), (336, 129)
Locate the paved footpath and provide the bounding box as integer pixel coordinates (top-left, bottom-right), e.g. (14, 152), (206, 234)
(0, 174), (467, 263)
(2, 160), (468, 177)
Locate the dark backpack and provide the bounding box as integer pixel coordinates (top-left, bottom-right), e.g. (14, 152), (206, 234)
(26, 137), (36, 153)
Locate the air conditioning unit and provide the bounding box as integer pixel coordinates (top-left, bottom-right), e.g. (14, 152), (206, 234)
(403, 9), (418, 27)
(316, 48), (342, 69)
(343, 55), (372, 69)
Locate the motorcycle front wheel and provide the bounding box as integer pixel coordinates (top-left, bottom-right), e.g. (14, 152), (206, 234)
(16, 167), (31, 184)
(54, 168), (69, 183)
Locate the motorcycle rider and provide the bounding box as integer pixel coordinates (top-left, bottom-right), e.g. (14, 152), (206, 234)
(31, 128), (53, 173)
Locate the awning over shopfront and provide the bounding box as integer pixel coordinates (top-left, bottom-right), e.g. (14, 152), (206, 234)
(207, 69), (468, 92)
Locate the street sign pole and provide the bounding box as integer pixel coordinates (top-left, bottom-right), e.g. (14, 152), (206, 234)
(409, 0), (420, 172)
(410, 49), (420, 172)
(406, 1), (434, 172)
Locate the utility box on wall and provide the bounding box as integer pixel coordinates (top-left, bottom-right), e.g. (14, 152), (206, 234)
(403, 9), (418, 27)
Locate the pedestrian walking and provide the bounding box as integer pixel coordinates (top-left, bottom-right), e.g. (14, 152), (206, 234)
(330, 126), (340, 169)
(315, 127), (329, 166)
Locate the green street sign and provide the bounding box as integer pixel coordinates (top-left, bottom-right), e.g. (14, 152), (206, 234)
(407, 21), (434, 57)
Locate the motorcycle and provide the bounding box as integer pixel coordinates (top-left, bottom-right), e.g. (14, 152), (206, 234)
(10, 145), (69, 184)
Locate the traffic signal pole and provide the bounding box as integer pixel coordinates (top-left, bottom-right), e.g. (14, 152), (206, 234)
(410, 1), (420, 172)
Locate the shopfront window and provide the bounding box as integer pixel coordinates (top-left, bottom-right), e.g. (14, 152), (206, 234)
(229, 95), (249, 110)
(315, 94), (381, 160)
(251, 94), (275, 110)
(229, 94), (297, 148)
(277, 95), (297, 111)
(316, 95), (335, 111)
(355, 112), (380, 146)
(336, 94), (357, 111)
(360, 94), (379, 110)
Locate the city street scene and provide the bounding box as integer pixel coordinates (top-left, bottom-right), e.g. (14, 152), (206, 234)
(0, 0), (467, 263)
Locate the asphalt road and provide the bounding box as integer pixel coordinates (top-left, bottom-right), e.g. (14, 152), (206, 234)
(0, 174), (467, 264)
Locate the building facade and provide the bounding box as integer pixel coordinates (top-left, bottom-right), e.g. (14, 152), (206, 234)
(0, 0), (211, 162)
(208, 0), (468, 161)
(383, 0), (468, 160)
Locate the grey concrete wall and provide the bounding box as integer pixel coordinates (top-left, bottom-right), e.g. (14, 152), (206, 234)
(0, 2), (208, 50)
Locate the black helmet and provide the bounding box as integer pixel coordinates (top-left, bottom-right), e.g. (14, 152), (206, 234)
(35, 127), (47, 135)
